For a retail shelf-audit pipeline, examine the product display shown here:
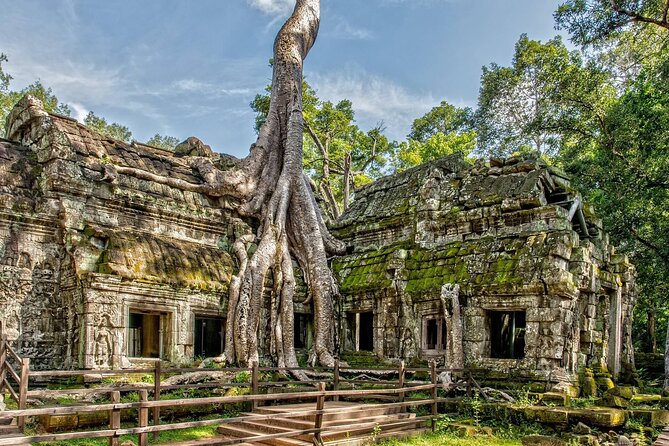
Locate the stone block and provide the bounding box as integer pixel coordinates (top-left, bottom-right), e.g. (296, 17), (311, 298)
(540, 392), (570, 406)
(651, 410), (669, 426)
(526, 308), (561, 322)
(568, 408), (626, 428)
(524, 406), (569, 424)
(39, 414), (79, 432)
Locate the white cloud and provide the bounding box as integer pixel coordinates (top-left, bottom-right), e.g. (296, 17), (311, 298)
(309, 67), (443, 141)
(69, 102), (89, 122)
(246, 0), (294, 16)
(169, 79), (254, 97)
(328, 18), (374, 40)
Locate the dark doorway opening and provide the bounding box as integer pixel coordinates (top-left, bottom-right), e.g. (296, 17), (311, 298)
(194, 317), (224, 358)
(489, 311), (526, 359)
(294, 313), (312, 349)
(345, 311), (374, 352)
(359, 312), (374, 352)
(128, 312), (162, 358)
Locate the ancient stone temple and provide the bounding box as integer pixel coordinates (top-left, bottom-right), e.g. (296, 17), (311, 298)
(0, 96), (246, 369)
(331, 155), (636, 383)
(0, 96), (636, 386)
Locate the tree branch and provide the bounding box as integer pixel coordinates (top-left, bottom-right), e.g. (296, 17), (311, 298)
(631, 227), (669, 264)
(611, 0), (669, 30)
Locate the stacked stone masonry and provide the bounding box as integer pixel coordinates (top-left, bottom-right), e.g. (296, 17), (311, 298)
(331, 155), (636, 384)
(0, 96), (636, 386)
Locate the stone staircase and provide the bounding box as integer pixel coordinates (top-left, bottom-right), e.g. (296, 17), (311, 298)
(218, 402), (429, 446)
(0, 416), (29, 445)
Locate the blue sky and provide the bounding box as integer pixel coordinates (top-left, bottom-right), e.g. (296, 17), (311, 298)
(0, 0), (563, 158)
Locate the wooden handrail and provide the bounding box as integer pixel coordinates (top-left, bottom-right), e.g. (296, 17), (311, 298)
(4, 361), (20, 385)
(3, 341), (22, 366)
(0, 393), (439, 445)
(1, 357), (485, 445)
(1, 383), (437, 417)
(2, 378), (18, 402)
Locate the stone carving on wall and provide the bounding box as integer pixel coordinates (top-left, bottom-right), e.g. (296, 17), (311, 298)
(0, 265), (33, 340)
(94, 314), (114, 368)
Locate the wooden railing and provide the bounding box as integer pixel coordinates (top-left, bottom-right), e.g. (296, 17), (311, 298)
(0, 382), (443, 445)
(0, 356), (483, 445)
(0, 335), (29, 431)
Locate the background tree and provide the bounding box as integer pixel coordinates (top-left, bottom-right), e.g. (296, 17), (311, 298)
(146, 133), (180, 151)
(84, 111), (132, 143)
(474, 35), (611, 158)
(394, 101), (476, 171)
(553, 2), (669, 371)
(1, 53), (71, 136)
(555, 0), (669, 46)
(560, 56), (669, 357)
(253, 79), (394, 219)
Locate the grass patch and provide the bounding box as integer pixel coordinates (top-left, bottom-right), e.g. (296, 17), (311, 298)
(32, 424), (219, 446)
(381, 432), (522, 446)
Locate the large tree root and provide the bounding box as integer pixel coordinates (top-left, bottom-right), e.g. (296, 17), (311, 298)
(95, 1), (339, 375)
(218, 0), (343, 373)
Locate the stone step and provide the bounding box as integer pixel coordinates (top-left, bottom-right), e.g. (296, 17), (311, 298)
(252, 412), (416, 431)
(168, 436), (256, 446)
(241, 415), (423, 443)
(217, 423), (312, 446)
(253, 404), (402, 422)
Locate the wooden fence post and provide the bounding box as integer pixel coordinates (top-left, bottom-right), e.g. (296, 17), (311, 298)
(466, 370), (472, 398)
(18, 357), (29, 433)
(430, 360), (437, 433)
(109, 390), (121, 446)
(313, 382), (325, 446)
(333, 360), (340, 402)
(398, 360), (405, 404)
(153, 360), (161, 441)
(251, 361), (259, 411)
(0, 336), (7, 396)
(138, 389), (148, 446)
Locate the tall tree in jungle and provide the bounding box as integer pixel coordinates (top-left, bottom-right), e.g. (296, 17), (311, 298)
(393, 101), (476, 171)
(555, 0), (669, 382)
(474, 35), (612, 158)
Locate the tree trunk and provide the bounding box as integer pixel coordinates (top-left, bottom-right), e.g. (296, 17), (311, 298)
(305, 122), (340, 219)
(220, 0), (343, 369)
(440, 284), (464, 370)
(648, 308), (657, 353)
(343, 152), (351, 211)
(664, 319), (669, 391)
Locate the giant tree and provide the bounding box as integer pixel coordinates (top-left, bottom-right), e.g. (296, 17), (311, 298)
(253, 80), (393, 219)
(218, 0), (343, 368)
(105, 0), (341, 369)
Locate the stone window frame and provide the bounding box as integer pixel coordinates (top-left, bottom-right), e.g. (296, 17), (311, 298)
(124, 306), (174, 361)
(421, 314), (447, 356)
